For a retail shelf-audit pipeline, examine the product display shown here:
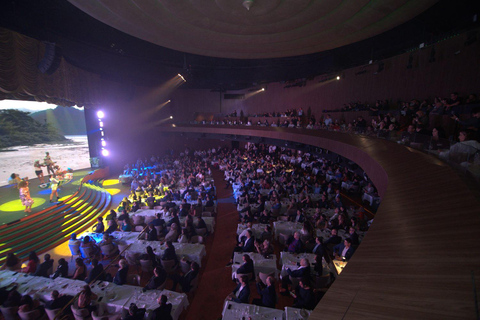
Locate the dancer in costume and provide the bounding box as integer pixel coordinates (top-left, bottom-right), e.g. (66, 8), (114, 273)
(18, 180), (34, 212)
(50, 174), (59, 203)
(44, 152), (55, 176)
(34, 160), (45, 184)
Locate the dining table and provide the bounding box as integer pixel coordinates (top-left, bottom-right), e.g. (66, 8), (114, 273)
(0, 270), (189, 320)
(222, 301), (285, 320)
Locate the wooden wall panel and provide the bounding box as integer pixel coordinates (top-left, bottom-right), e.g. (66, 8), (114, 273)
(157, 125), (480, 319)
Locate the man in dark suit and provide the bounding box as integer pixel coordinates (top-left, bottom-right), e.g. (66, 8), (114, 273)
(34, 254), (54, 278)
(311, 237), (325, 257)
(236, 254), (255, 280)
(227, 275), (250, 303)
(147, 294), (172, 320)
(280, 258), (311, 293)
(170, 261), (199, 293)
(227, 230), (255, 266)
(292, 278), (316, 310)
(323, 229), (342, 246)
(347, 227), (360, 246)
(252, 276), (276, 308)
(143, 266), (167, 292)
(333, 239), (355, 261)
(146, 224), (158, 241)
(151, 213), (166, 228)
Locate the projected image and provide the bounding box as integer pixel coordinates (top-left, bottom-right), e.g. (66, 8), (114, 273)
(0, 100), (90, 186)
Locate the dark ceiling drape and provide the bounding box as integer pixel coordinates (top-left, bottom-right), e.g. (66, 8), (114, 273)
(0, 27), (132, 107)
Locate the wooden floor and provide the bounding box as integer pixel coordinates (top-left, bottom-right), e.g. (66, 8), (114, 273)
(158, 125), (480, 320)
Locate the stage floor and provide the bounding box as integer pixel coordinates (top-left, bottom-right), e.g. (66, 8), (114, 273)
(0, 168), (92, 225)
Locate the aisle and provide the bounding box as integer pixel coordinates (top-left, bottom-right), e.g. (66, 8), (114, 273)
(185, 169), (239, 320)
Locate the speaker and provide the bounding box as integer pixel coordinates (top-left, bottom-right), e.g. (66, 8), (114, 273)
(38, 42), (62, 75)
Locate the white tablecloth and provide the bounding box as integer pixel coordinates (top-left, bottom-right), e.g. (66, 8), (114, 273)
(0, 270), (189, 320)
(273, 221), (303, 239)
(232, 253), (278, 279)
(222, 301), (284, 320)
(280, 252), (331, 277)
(236, 223), (268, 240)
(285, 307), (311, 320)
(82, 232), (206, 266)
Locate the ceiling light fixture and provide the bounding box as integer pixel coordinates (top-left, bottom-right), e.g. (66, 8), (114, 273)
(243, 0), (254, 11)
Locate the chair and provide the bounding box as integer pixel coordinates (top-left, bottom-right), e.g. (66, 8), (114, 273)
(161, 259), (177, 274)
(0, 306), (19, 320)
(154, 226), (164, 240)
(134, 225), (145, 232)
(125, 251), (139, 267)
(139, 259), (154, 277)
(127, 274), (140, 286)
(195, 228), (207, 237)
(278, 233), (289, 246)
(132, 215), (145, 226)
(45, 308), (62, 320)
(79, 246), (95, 260)
(69, 243), (81, 261)
(201, 211), (212, 217)
(144, 216), (155, 225)
(71, 303), (92, 320)
(258, 271), (275, 286)
(100, 244), (118, 259)
(18, 309), (48, 320)
(190, 235), (203, 244)
(314, 275), (331, 290)
(179, 260), (191, 274)
(92, 311), (121, 320)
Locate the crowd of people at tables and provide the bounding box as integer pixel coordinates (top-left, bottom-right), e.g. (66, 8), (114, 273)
(0, 153), (221, 319)
(219, 144), (372, 311)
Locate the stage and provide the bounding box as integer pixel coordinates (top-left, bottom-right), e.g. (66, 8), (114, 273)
(0, 168), (131, 263)
(0, 169), (92, 225)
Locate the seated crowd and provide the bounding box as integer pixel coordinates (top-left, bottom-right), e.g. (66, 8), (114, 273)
(219, 144), (373, 311)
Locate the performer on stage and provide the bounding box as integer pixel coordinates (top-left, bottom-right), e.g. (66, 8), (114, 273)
(44, 152), (55, 176)
(18, 180), (34, 212)
(50, 174), (59, 203)
(34, 160), (45, 184)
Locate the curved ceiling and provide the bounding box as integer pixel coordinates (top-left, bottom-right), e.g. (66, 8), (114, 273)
(67, 0), (437, 59)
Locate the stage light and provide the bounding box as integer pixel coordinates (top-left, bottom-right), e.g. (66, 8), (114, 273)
(99, 121), (103, 128)
(168, 100), (171, 103)
(101, 140), (106, 147)
(178, 74), (186, 82)
(336, 76), (340, 80)
(261, 88), (265, 91)
(170, 116), (173, 119)
(101, 131), (104, 136)
(100, 128), (103, 131)
(102, 149), (109, 156)
(97, 111), (105, 119)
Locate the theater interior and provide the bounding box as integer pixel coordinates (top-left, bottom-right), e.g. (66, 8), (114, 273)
(1, 0), (480, 319)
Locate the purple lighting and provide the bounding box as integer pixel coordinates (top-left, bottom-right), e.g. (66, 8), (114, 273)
(101, 149), (109, 156)
(97, 110), (105, 119)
